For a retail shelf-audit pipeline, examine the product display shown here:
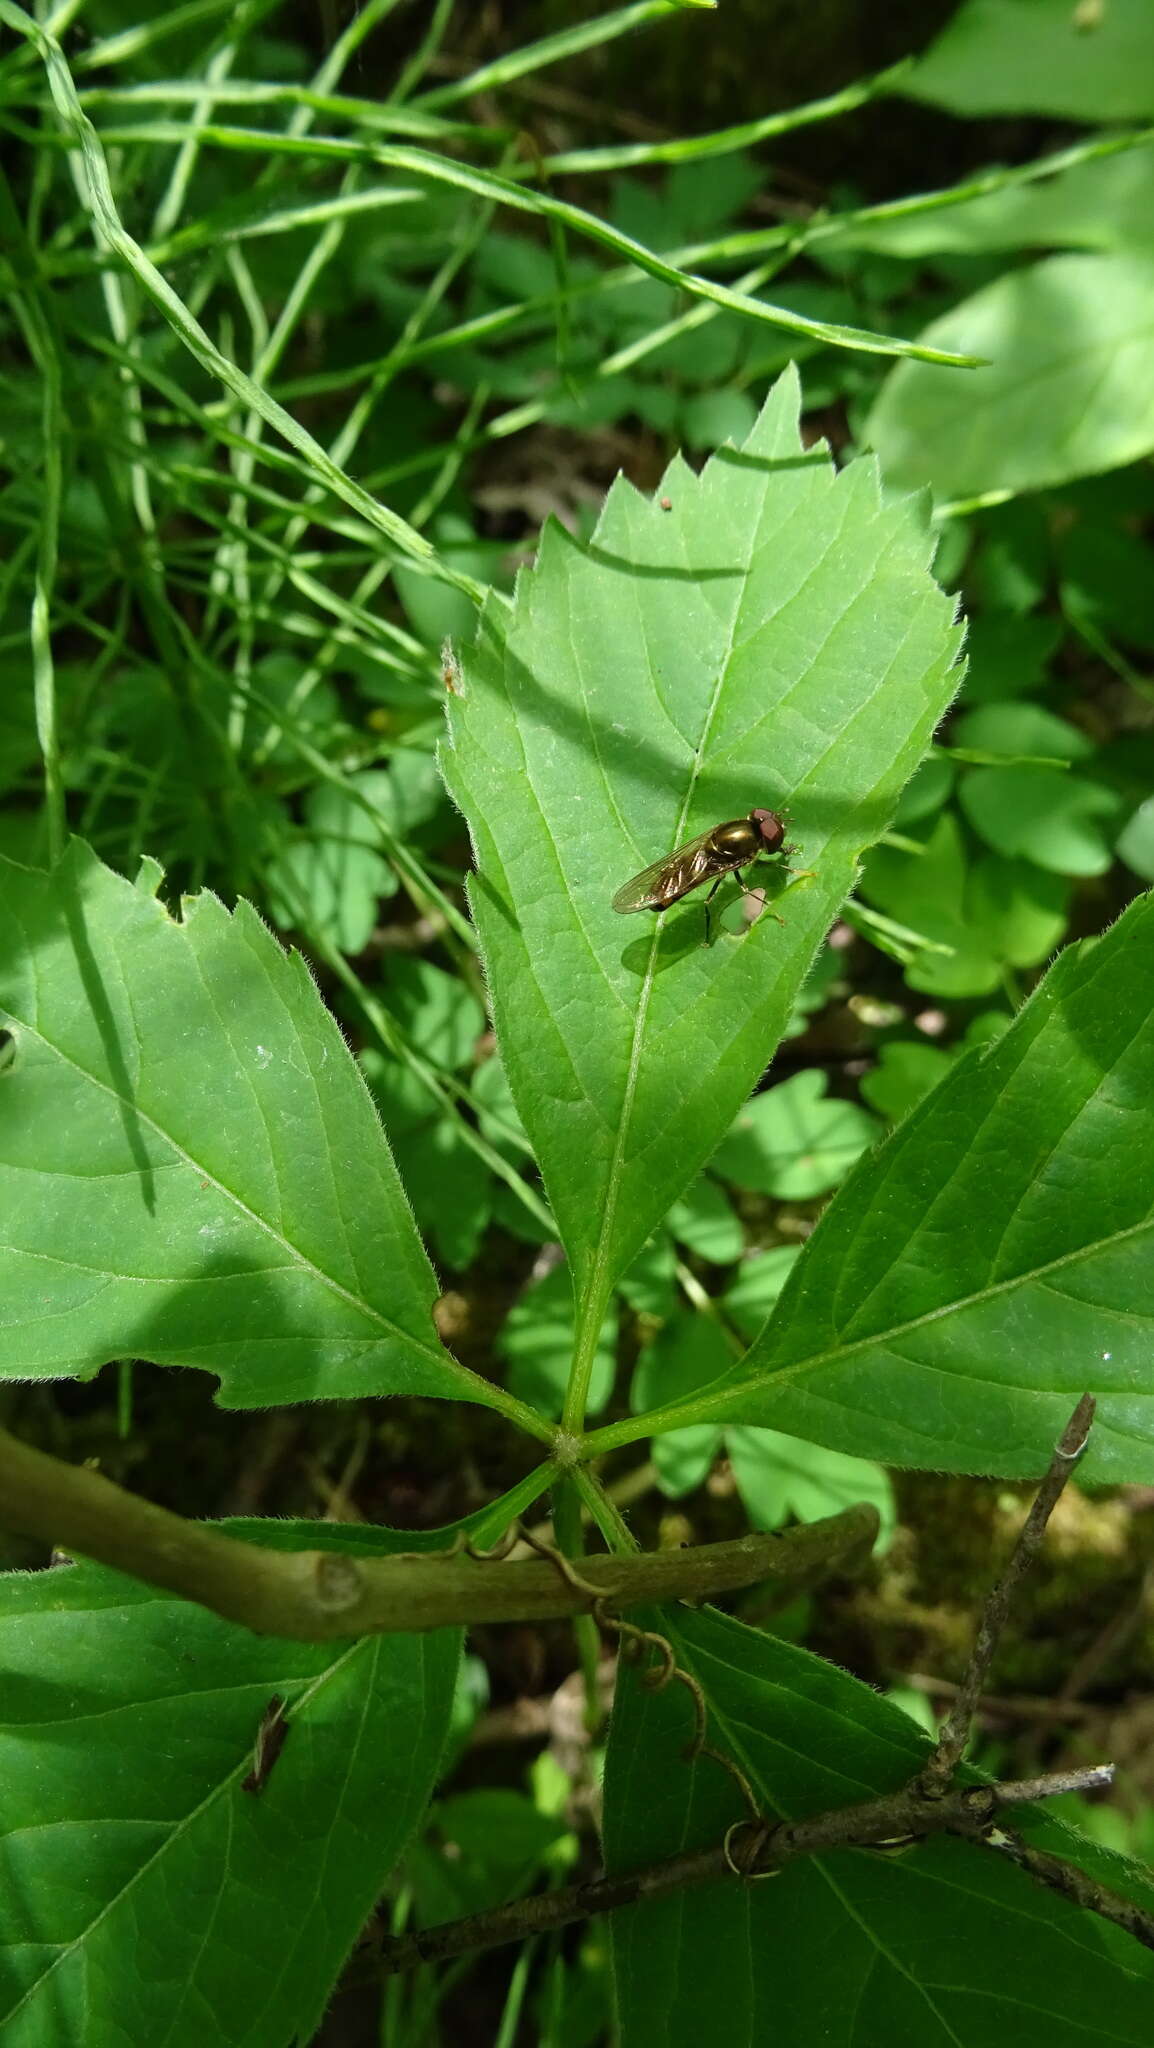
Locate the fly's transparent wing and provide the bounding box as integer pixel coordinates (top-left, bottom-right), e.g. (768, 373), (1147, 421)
(612, 829), (730, 914)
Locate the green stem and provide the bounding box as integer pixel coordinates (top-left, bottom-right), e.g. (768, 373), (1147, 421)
(571, 1465), (639, 1555)
(551, 1475), (602, 1728)
(561, 1279), (613, 1438)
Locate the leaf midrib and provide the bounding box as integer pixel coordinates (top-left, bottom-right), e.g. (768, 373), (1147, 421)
(720, 1211), (1154, 1416)
(568, 517), (750, 1399)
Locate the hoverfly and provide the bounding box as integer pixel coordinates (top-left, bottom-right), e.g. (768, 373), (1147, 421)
(612, 808), (794, 942)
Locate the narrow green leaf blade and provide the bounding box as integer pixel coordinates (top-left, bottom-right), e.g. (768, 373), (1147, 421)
(442, 372), (962, 1317)
(605, 1606), (1154, 2045)
(657, 892), (1154, 1481)
(823, 137), (1154, 261)
(0, 842), (513, 1416)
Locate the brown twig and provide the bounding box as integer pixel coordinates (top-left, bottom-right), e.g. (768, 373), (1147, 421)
(994, 1765), (1115, 1804)
(920, 1394), (1095, 1796)
(900, 1672), (1092, 1726)
(987, 1831), (1154, 1953)
(378, 1762), (1147, 1976)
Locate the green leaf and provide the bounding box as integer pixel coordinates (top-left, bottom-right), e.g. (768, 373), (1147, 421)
(619, 1232), (679, 1317)
(906, 0), (1154, 120)
(418, 1790), (573, 1918)
(0, 842), (520, 1420)
(395, 560), (484, 652)
(620, 893), (1154, 1482)
(960, 764), (1121, 875)
(1, 3), (485, 602)
(653, 1423), (722, 1497)
(645, 155), (764, 245)
(860, 1039), (954, 1121)
(266, 773), (398, 954)
(361, 1047), (437, 1135)
(491, 1181), (558, 1245)
(727, 1424), (897, 1548)
(868, 254), (1154, 501)
(251, 660), (345, 770)
(604, 1606), (1154, 2045)
(1118, 798), (1154, 881)
(885, 1682), (939, 1736)
(0, 1546), (459, 2047)
(369, 747), (448, 837)
(862, 818), (993, 994)
(1060, 521), (1154, 654)
(679, 388), (758, 451)
(0, 656), (42, 792)
(632, 1311), (730, 1496)
(723, 1247), (801, 1338)
(441, 372), (962, 1388)
(783, 942), (844, 1039)
(951, 703), (1095, 765)
(968, 854), (1072, 966)
(1096, 729), (1154, 811)
(825, 137), (1154, 259)
(472, 1049), (533, 1157)
(961, 613), (1063, 704)
(892, 751), (954, 825)
(972, 500), (1051, 614)
(381, 954), (486, 1071)
(321, 144), (979, 368)
(712, 1069), (879, 1201)
(667, 1177), (744, 1264)
(472, 228), (561, 303)
(498, 1264), (618, 1420)
(862, 814), (1069, 994)
(632, 1310), (732, 1414)
(1050, 1791), (1154, 1871)
(438, 1788), (570, 1868)
(391, 1117), (494, 1270)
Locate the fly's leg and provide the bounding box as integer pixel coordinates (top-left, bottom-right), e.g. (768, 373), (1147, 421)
(742, 866), (789, 933)
(705, 863), (797, 945)
(702, 873), (727, 946)
(779, 841), (816, 885)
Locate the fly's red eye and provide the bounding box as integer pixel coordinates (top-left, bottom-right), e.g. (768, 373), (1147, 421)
(751, 809), (786, 853)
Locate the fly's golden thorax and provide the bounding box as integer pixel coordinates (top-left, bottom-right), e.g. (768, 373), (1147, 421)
(708, 819), (761, 862)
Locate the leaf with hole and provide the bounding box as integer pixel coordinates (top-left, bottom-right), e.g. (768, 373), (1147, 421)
(0, 842), (520, 1420)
